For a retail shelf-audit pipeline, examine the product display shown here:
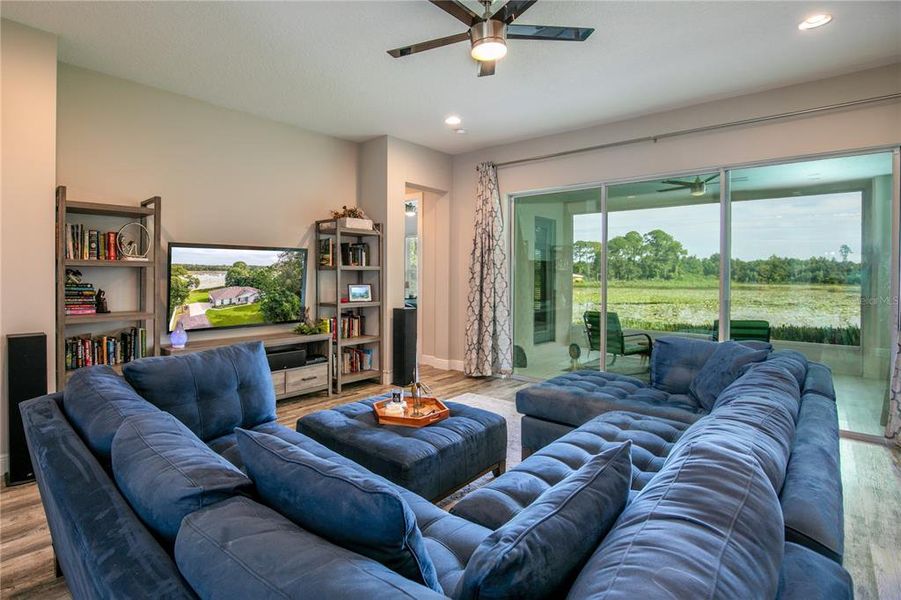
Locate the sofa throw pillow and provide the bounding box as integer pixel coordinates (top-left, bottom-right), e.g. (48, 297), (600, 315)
(688, 341), (769, 411)
(456, 441), (632, 600)
(111, 412), (253, 544)
(235, 428), (442, 593)
(63, 366), (159, 465)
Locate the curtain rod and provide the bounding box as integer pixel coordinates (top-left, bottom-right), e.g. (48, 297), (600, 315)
(494, 93), (901, 169)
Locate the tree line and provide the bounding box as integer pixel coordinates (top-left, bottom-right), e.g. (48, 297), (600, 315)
(573, 230), (860, 285)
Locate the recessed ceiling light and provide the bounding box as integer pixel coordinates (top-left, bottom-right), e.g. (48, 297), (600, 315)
(454, 128), (467, 135)
(444, 115), (462, 126)
(798, 14), (832, 30)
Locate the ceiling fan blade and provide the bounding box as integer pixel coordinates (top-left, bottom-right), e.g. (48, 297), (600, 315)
(507, 24), (594, 41)
(478, 60), (496, 77)
(704, 174), (719, 183)
(387, 32), (470, 58)
(660, 180), (690, 186)
(429, 0), (480, 26)
(492, 0), (538, 23)
(657, 187), (687, 192)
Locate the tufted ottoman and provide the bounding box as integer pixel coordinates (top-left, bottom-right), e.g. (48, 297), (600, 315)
(295, 394), (507, 501)
(450, 410), (689, 529)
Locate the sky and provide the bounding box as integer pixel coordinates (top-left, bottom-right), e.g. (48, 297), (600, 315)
(573, 192), (863, 261)
(171, 246), (299, 267)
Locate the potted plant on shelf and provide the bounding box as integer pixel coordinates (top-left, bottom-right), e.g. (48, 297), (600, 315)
(329, 206), (373, 231)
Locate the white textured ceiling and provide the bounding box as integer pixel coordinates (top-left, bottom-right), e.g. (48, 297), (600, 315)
(2, 1), (899, 154)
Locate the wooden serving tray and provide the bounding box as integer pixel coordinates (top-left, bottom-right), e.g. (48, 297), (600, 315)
(372, 397), (449, 428)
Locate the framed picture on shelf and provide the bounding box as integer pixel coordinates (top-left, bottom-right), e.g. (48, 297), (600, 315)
(348, 284), (372, 303)
(318, 238), (334, 267)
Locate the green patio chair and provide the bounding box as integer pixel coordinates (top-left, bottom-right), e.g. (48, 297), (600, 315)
(712, 319), (771, 342)
(583, 311), (652, 366)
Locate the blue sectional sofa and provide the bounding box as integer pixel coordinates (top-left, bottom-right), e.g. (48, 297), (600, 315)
(21, 338), (852, 599)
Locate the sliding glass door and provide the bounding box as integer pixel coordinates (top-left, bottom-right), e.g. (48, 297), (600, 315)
(729, 152), (895, 435)
(604, 174), (721, 378)
(512, 188), (601, 379)
(510, 147), (898, 435)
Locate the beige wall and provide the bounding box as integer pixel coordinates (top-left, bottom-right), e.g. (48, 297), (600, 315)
(0, 20), (58, 464)
(57, 64), (358, 346)
(359, 136), (452, 380)
(449, 63), (901, 363)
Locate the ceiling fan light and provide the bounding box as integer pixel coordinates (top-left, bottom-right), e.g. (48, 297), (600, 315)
(690, 189), (706, 197)
(471, 40), (507, 61)
(470, 20), (507, 61)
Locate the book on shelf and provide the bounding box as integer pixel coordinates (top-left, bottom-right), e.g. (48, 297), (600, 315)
(318, 238), (334, 267)
(65, 280), (97, 315)
(65, 327), (147, 371)
(339, 242), (370, 267)
(339, 347), (374, 375)
(65, 224), (120, 261)
(329, 315), (365, 340)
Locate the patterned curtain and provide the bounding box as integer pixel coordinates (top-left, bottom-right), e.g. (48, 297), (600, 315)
(887, 341), (901, 446)
(464, 162), (512, 377)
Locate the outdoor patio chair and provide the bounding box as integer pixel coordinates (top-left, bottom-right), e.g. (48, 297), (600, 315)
(583, 311), (653, 366)
(712, 319), (771, 342)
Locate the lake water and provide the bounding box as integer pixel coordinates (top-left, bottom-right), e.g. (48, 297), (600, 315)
(194, 271), (226, 289)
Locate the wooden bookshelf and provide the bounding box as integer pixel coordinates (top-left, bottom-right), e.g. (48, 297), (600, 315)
(315, 219), (384, 393)
(55, 186), (162, 388)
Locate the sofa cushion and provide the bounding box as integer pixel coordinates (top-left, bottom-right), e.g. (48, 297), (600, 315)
(458, 442), (632, 600)
(688, 341), (769, 410)
(763, 350), (809, 387)
(516, 370), (704, 428)
(175, 497), (446, 600)
(567, 439), (784, 600)
(111, 412), (253, 544)
(63, 366), (159, 465)
(650, 336), (718, 394)
(713, 361), (802, 421)
(235, 428), (442, 593)
(780, 392), (844, 562)
(453, 411), (687, 529)
(399, 489), (493, 595)
(776, 542), (853, 600)
(123, 341), (276, 442)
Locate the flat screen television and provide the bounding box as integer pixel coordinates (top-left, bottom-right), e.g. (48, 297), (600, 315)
(167, 242), (307, 332)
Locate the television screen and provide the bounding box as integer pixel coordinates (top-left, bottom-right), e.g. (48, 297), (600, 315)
(167, 243), (307, 332)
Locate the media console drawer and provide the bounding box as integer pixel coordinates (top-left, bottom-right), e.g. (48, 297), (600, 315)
(285, 363), (329, 395)
(271, 371), (287, 397)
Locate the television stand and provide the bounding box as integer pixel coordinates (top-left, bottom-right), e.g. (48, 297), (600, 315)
(161, 332), (332, 399)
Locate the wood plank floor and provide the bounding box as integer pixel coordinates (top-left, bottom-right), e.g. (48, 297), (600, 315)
(2, 366), (898, 599)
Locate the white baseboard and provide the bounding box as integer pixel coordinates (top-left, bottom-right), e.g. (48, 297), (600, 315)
(421, 355), (464, 372)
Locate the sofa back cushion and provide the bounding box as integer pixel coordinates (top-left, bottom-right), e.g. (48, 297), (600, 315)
(63, 366), (160, 465)
(688, 341), (769, 410)
(235, 428), (442, 593)
(566, 440), (784, 600)
(123, 342), (276, 442)
(651, 336), (717, 394)
(111, 412), (253, 543)
(457, 442), (632, 600)
(763, 350), (809, 387)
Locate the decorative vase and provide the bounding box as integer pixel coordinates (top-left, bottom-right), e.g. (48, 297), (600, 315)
(171, 320), (188, 349)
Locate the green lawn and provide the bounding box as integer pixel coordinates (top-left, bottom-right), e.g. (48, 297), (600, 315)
(570, 278), (862, 345)
(186, 289), (210, 303)
(205, 303), (265, 327)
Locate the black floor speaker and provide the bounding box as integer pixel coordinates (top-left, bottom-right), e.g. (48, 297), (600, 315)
(6, 333), (47, 486)
(392, 308), (417, 386)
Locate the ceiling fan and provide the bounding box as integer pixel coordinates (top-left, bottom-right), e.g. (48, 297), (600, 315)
(657, 175), (719, 197)
(387, 0), (594, 77)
